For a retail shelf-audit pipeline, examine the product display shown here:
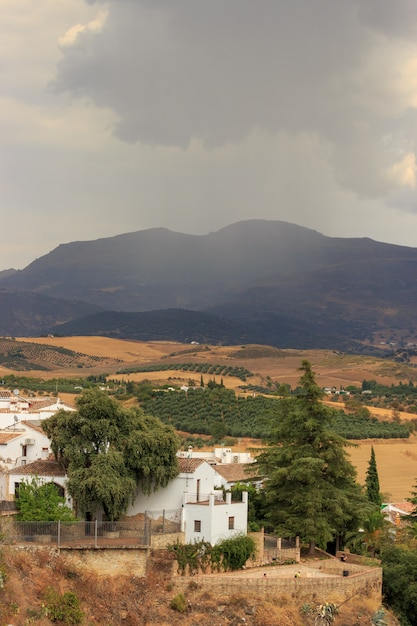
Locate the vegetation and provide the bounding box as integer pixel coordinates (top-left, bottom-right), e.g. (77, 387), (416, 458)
(141, 384), (409, 440)
(382, 544), (417, 626)
(0, 337), (121, 371)
(365, 447), (383, 507)
(345, 378), (417, 415)
(119, 361), (254, 381)
(257, 361), (369, 554)
(0, 373), (112, 395)
(168, 534), (256, 574)
(15, 477), (75, 522)
(44, 588), (83, 624)
(42, 389), (179, 521)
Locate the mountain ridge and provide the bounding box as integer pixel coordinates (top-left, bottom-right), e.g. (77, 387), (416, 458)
(1, 219), (417, 351)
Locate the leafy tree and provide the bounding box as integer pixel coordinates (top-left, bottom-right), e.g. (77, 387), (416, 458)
(405, 480), (417, 521)
(365, 446), (382, 506)
(346, 510), (388, 557)
(43, 389), (179, 521)
(16, 476), (75, 522)
(382, 544), (417, 626)
(257, 360), (368, 554)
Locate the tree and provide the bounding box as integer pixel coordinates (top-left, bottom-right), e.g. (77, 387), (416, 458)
(345, 509), (388, 557)
(16, 476), (75, 522)
(257, 360), (368, 555)
(382, 544), (417, 626)
(365, 446), (382, 506)
(42, 389), (179, 521)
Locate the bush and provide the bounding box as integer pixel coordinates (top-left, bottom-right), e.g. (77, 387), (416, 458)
(170, 592), (188, 613)
(44, 588), (83, 624)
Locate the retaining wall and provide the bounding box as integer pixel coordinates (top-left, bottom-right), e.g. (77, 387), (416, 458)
(61, 547), (149, 577)
(173, 564), (382, 605)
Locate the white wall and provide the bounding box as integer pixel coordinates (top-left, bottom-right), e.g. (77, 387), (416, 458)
(125, 462), (217, 516)
(0, 427), (51, 469)
(184, 492), (248, 545)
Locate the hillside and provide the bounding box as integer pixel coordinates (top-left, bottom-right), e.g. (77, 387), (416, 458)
(0, 290), (101, 337)
(0, 545), (394, 626)
(1, 220), (417, 350)
(3, 337), (417, 501)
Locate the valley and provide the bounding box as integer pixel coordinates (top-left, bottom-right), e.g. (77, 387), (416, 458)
(4, 336), (417, 503)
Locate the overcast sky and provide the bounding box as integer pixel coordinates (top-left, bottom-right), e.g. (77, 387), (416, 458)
(2, 0), (417, 269)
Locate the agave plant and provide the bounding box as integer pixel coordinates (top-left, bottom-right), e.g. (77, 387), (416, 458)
(371, 608), (387, 626)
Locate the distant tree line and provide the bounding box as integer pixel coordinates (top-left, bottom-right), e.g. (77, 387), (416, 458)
(118, 362), (254, 381)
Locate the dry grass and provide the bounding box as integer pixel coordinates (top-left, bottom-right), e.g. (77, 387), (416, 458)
(0, 546), (399, 625)
(6, 337), (417, 502)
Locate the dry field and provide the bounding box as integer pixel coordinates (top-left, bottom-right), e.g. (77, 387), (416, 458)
(9, 337), (417, 502)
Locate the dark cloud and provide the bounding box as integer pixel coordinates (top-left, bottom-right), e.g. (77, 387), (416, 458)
(49, 0), (417, 205)
(52, 1), (367, 146)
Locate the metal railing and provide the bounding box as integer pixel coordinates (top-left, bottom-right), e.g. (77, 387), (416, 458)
(1, 511), (182, 548)
(183, 492), (225, 504)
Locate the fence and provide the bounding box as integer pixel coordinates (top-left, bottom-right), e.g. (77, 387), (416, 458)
(1, 510), (182, 548)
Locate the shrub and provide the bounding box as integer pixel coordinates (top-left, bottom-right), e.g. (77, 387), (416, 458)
(44, 588), (83, 624)
(170, 592), (188, 613)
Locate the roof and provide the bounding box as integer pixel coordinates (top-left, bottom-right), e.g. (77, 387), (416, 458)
(177, 457), (206, 474)
(20, 421), (46, 435)
(9, 459), (66, 477)
(382, 501), (415, 525)
(0, 432), (23, 444)
(213, 463), (259, 483)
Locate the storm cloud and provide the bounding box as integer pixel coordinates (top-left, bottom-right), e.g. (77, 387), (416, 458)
(2, 0), (417, 269)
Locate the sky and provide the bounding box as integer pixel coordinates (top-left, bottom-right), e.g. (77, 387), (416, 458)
(3, 1), (417, 269)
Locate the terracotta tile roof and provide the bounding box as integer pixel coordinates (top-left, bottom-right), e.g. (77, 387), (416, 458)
(390, 501), (415, 514)
(0, 432), (23, 444)
(20, 421), (45, 434)
(177, 457), (206, 473)
(9, 459), (66, 477)
(213, 463), (259, 482)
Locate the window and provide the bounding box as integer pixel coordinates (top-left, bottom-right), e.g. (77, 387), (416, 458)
(228, 516), (235, 530)
(194, 520), (201, 533)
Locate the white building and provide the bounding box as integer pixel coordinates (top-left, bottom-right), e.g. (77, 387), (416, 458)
(126, 457), (248, 545)
(0, 391), (75, 428)
(212, 463), (260, 491)
(0, 421), (51, 469)
(7, 459), (70, 505)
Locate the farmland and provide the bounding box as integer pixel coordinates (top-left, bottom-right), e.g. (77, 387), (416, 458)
(6, 336), (417, 502)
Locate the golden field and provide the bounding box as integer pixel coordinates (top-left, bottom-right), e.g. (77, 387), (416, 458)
(8, 337), (417, 502)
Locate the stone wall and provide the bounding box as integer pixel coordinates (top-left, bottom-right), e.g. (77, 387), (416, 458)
(248, 530), (300, 566)
(173, 565), (382, 605)
(62, 547), (149, 577)
(150, 531), (184, 550)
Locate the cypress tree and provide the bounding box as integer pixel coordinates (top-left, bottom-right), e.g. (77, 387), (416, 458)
(365, 446), (382, 506)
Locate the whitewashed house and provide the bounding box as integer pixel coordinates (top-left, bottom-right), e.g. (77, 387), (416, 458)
(0, 391), (75, 429)
(0, 421), (51, 470)
(126, 457), (248, 545)
(0, 422), (53, 505)
(7, 458), (70, 505)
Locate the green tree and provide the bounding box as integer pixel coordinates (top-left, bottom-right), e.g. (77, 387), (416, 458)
(365, 446), (382, 506)
(42, 389), (179, 521)
(16, 476), (75, 522)
(257, 360), (368, 555)
(382, 544), (417, 626)
(345, 509), (388, 557)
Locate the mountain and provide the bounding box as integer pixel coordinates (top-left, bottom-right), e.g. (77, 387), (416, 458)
(0, 290), (102, 337)
(47, 309), (255, 345)
(1, 219), (417, 350)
